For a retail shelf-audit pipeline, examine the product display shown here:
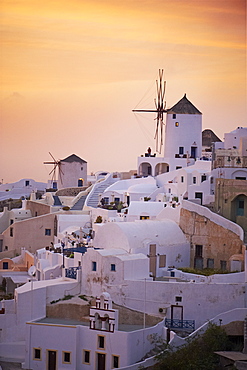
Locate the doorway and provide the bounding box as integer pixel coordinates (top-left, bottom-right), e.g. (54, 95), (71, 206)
(47, 350), (57, 370)
(97, 352), (106, 370)
(171, 305), (183, 321)
(149, 244), (157, 279)
(191, 146), (197, 159)
(78, 178), (83, 187)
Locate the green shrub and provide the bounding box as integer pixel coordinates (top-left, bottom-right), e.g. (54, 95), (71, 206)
(156, 323), (232, 370)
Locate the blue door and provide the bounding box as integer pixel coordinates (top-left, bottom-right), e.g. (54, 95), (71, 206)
(191, 146), (197, 159)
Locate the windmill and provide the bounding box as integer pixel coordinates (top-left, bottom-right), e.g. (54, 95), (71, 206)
(44, 152), (64, 186)
(132, 69), (166, 154)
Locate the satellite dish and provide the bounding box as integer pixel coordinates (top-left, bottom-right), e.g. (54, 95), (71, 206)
(28, 265), (36, 277)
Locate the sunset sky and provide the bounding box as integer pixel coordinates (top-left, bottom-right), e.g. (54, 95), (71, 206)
(0, 0), (246, 183)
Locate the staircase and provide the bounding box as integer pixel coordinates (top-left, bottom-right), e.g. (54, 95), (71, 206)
(53, 195), (62, 206)
(85, 174), (117, 209)
(70, 195), (87, 210)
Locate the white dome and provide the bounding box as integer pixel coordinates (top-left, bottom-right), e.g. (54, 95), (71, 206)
(127, 183), (157, 194)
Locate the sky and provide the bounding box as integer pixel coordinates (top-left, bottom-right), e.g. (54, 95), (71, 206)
(0, 0), (246, 184)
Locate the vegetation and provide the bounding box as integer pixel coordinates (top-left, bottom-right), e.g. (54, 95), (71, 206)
(99, 200), (126, 212)
(50, 294), (74, 304)
(178, 267), (236, 276)
(62, 206), (70, 211)
(95, 215), (103, 223)
(155, 324), (234, 370)
(79, 295), (88, 301)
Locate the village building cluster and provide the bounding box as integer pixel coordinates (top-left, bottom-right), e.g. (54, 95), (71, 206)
(0, 93), (246, 369)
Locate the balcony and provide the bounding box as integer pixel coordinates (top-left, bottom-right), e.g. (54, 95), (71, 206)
(165, 318), (195, 332)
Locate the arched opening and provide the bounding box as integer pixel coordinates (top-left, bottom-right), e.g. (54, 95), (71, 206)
(95, 312), (102, 330)
(104, 314), (110, 331)
(139, 162), (152, 177)
(231, 194), (247, 223)
(155, 162), (169, 176)
(78, 178), (84, 187)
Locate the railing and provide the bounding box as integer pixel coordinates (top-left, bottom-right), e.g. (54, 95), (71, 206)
(65, 266), (81, 280)
(213, 155), (247, 169)
(165, 318), (195, 331)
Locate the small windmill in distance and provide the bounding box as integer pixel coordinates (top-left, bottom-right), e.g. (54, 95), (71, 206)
(44, 152), (64, 188)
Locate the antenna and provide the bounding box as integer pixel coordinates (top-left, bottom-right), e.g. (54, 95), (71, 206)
(44, 152), (64, 185)
(132, 69), (166, 154)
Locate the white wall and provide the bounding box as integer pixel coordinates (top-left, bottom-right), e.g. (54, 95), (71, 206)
(23, 316), (164, 370)
(164, 113), (202, 159)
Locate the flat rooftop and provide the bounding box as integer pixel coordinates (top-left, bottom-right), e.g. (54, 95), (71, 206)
(33, 317), (152, 332)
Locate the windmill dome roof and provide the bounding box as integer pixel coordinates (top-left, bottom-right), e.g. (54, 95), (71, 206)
(167, 94), (202, 115)
(61, 154), (87, 163)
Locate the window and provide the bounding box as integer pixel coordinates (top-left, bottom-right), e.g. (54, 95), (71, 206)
(63, 351), (71, 364)
(45, 229), (51, 236)
(112, 355), (119, 368)
(140, 216), (149, 220)
(92, 261), (97, 271)
(175, 296), (182, 302)
(175, 122), (179, 127)
(10, 228), (13, 237)
(111, 264), (116, 272)
(114, 197), (120, 204)
(98, 335), (105, 349)
(83, 350), (90, 364)
(181, 176), (184, 183)
(173, 114), (176, 119)
(25, 180), (30, 186)
(179, 147), (184, 155)
(236, 177), (246, 180)
(220, 260), (227, 271)
(195, 245), (203, 258)
(10, 219), (13, 225)
(0, 240), (3, 252)
(5, 246), (8, 251)
(193, 177), (196, 184)
(104, 197), (109, 205)
(33, 348), (41, 360)
(201, 175), (207, 182)
(176, 166), (182, 170)
(159, 255), (166, 268)
(207, 258), (214, 269)
(3, 262), (8, 269)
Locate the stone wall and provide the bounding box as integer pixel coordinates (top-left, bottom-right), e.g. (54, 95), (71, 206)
(214, 178), (247, 234)
(55, 187), (87, 197)
(179, 207), (244, 270)
(46, 299), (161, 327)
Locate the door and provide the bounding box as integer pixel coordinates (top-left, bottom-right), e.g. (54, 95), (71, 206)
(191, 146), (197, 159)
(97, 353), (106, 370)
(195, 192), (203, 205)
(47, 350), (57, 370)
(149, 244), (157, 279)
(194, 244), (203, 269)
(171, 305), (183, 328)
(78, 178), (83, 187)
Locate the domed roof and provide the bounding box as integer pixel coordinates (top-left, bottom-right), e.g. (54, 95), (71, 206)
(127, 183), (157, 194)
